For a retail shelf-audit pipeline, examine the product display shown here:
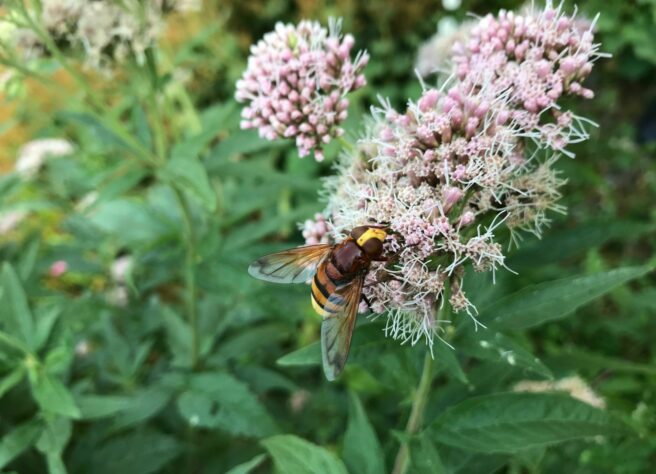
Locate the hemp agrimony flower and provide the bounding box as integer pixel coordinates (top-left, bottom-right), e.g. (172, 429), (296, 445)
(235, 19), (368, 161)
(309, 2), (603, 351)
(12, 0), (195, 70)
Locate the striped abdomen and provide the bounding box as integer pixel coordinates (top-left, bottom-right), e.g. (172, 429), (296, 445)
(311, 261), (348, 318)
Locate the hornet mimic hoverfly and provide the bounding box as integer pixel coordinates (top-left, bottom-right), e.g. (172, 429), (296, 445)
(248, 225), (388, 381)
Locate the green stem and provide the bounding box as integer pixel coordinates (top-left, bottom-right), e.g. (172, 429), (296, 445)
(174, 188), (199, 369)
(391, 350), (435, 474)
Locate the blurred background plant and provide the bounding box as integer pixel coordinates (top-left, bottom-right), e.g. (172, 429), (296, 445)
(0, 1), (654, 474)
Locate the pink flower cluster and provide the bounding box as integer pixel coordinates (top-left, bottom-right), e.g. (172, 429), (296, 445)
(311, 2), (602, 350)
(235, 20), (368, 161)
(301, 213), (331, 245)
(451, 4), (601, 155)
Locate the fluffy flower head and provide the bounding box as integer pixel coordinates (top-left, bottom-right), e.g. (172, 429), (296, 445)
(311, 2), (602, 351)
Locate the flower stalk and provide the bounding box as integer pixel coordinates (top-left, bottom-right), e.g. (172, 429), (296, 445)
(391, 349), (435, 474)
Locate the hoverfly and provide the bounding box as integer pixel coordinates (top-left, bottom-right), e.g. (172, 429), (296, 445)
(248, 225), (388, 381)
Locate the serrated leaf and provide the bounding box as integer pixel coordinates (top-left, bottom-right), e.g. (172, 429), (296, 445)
(225, 454), (267, 474)
(262, 435), (348, 474)
(430, 392), (624, 453)
(30, 372), (81, 419)
(0, 263), (36, 350)
(545, 347), (656, 375)
(76, 395), (136, 419)
(105, 387), (170, 434)
(483, 264), (655, 330)
(161, 306), (193, 368)
(508, 220), (656, 270)
(458, 332), (552, 379)
(36, 418), (71, 455)
(277, 341), (321, 367)
(343, 392), (385, 474)
(0, 419), (42, 469)
(176, 372), (277, 438)
(92, 429), (181, 474)
(408, 434), (446, 474)
(0, 367), (25, 400)
(88, 199), (174, 245)
(433, 341), (468, 384)
(164, 149), (216, 212)
(208, 129), (274, 162)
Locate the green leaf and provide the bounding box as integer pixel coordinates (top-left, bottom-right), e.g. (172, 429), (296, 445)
(176, 372), (277, 438)
(408, 434), (446, 474)
(0, 419), (42, 469)
(161, 306), (193, 369)
(508, 220), (656, 270)
(88, 199), (174, 245)
(433, 341), (468, 384)
(545, 347), (656, 375)
(343, 392), (385, 474)
(34, 306), (62, 352)
(262, 435), (348, 474)
(458, 332), (553, 379)
(208, 129), (274, 162)
(430, 392), (625, 453)
(30, 372), (81, 419)
(483, 264), (655, 330)
(36, 417), (71, 455)
(0, 263), (36, 350)
(0, 367), (25, 400)
(222, 204), (319, 252)
(76, 395), (136, 419)
(131, 104), (153, 150)
(163, 148), (216, 212)
(92, 429), (181, 474)
(277, 341), (321, 367)
(105, 387), (170, 434)
(225, 454), (267, 474)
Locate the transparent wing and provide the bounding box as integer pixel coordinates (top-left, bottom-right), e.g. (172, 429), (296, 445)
(248, 244), (331, 284)
(320, 274), (364, 381)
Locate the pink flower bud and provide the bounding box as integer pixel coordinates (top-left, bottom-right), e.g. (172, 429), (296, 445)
(49, 260), (68, 277)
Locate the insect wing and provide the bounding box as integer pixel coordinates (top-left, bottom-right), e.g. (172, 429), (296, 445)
(248, 244), (331, 284)
(320, 274), (364, 381)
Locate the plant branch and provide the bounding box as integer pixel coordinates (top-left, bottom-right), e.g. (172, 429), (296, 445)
(391, 303), (448, 474)
(173, 188), (199, 369)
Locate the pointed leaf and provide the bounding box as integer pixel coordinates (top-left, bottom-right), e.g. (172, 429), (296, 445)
(343, 392), (385, 474)
(277, 341), (321, 367)
(0, 419), (42, 469)
(93, 429), (181, 474)
(458, 332), (552, 379)
(408, 434), (446, 474)
(225, 454), (267, 474)
(164, 148), (216, 211)
(430, 392), (625, 453)
(177, 372), (277, 438)
(262, 435), (348, 474)
(483, 264), (655, 330)
(30, 373), (81, 419)
(0, 263), (36, 349)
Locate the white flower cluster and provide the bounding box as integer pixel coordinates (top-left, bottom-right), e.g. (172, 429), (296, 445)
(14, 0), (197, 70)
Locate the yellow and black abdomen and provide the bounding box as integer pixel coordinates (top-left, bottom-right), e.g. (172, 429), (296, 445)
(311, 270), (336, 317)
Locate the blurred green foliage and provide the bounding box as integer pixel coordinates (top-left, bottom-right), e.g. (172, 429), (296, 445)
(0, 0), (655, 473)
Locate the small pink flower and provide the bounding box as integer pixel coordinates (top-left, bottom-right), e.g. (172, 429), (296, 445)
(236, 19), (368, 160)
(49, 260), (68, 277)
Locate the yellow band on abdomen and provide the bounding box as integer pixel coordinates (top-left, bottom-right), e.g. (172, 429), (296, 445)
(311, 294), (328, 317)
